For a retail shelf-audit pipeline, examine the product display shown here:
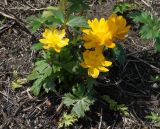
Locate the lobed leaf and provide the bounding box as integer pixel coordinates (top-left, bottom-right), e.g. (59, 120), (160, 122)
(68, 0), (89, 13)
(113, 2), (133, 14)
(102, 95), (129, 116)
(30, 78), (43, 96)
(58, 113), (78, 128)
(67, 16), (89, 28)
(26, 15), (44, 33)
(129, 11), (160, 39)
(62, 61), (79, 74)
(43, 78), (56, 93)
(27, 70), (40, 81)
(31, 43), (43, 51)
(113, 44), (126, 66)
(28, 59), (55, 95)
(155, 37), (160, 52)
(63, 84), (94, 118)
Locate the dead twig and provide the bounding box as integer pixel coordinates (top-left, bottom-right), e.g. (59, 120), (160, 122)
(56, 102), (64, 113)
(26, 100), (45, 119)
(0, 91), (8, 98)
(0, 119), (11, 129)
(96, 80), (123, 87)
(7, 7), (46, 11)
(98, 108), (103, 129)
(0, 9), (34, 37)
(127, 48), (154, 56)
(4, 0), (7, 5)
(0, 20), (15, 34)
(134, 63), (145, 88)
(130, 55), (160, 74)
(141, 0), (151, 7)
(13, 101), (27, 116)
(0, 11), (16, 20)
(0, 91), (15, 105)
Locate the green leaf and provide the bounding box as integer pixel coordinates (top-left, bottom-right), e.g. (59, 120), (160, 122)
(26, 15), (43, 33)
(102, 95), (129, 116)
(102, 95), (117, 110)
(72, 96), (93, 117)
(58, 113), (78, 128)
(155, 37), (160, 52)
(52, 65), (61, 73)
(44, 17), (62, 27)
(35, 60), (46, 65)
(42, 10), (53, 18)
(86, 77), (97, 92)
(33, 60), (52, 78)
(29, 59), (54, 95)
(146, 112), (160, 125)
(42, 8), (64, 22)
(117, 104), (129, 116)
(52, 9), (64, 23)
(139, 25), (159, 39)
(27, 70), (40, 80)
(72, 84), (85, 97)
(113, 44), (126, 66)
(129, 12), (152, 24)
(42, 7), (64, 21)
(63, 93), (77, 106)
(40, 64), (52, 78)
(27, 7), (63, 32)
(41, 6), (58, 18)
(31, 43), (43, 51)
(63, 84), (94, 118)
(151, 75), (160, 82)
(30, 78), (43, 96)
(42, 50), (51, 60)
(113, 2), (133, 14)
(68, 0), (89, 13)
(62, 62), (79, 74)
(31, 20), (42, 33)
(129, 11), (160, 39)
(63, 93), (94, 118)
(11, 78), (27, 90)
(11, 82), (22, 90)
(35, 60), (49, 73)
(67, 16), (89, 28)
(59, 48), (73, 62)
(43, 78), (56, 93)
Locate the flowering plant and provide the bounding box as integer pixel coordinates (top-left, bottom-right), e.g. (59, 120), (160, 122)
(27, 0), (130, 128)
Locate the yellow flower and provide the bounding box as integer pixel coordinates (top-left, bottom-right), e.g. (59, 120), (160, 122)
(108, 14), (130, 40)
(82, 18), (116, 49)
(81, 48), (112, 78)
(39, 28), (69, 53)
(82, 15), (130, 49)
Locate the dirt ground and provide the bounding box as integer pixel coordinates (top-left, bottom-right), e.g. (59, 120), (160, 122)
(0, 0), (160, 129)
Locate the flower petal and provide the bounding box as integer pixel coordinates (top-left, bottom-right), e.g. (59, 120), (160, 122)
(39, 39), (51, 44)
(39, 28), (69, 52)
(102, 61), (112, 67)
(88, 68), (99, 78)
(105, 42), (116, 48)
(80, 62), (88, 68)
(98, 66), (109, 72)
(84, 41), (96, 49)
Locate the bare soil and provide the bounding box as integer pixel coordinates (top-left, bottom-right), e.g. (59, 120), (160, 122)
(0, 0), (160, 129)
